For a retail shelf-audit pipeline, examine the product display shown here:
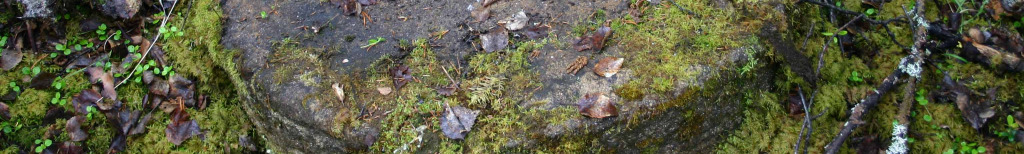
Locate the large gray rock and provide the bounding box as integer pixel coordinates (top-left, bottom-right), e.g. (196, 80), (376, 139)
(221, 0), (766, 153)
(18, 0), (52, 18)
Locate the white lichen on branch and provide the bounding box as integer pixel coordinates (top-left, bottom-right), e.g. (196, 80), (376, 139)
(886, 123), (909, 154)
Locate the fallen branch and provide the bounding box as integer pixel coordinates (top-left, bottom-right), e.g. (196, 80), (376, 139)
(827, 1), (929, 153)
(824, 68), (905, 154)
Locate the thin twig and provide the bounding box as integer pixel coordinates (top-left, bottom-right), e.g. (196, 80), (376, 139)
(117, 0), (179, 88)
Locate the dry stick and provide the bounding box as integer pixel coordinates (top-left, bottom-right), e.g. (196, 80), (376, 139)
(823, 68), (905, 154)
(887, 1), (928, 153)
(825, 1), (929, 153)
(793, 15), (865, 154)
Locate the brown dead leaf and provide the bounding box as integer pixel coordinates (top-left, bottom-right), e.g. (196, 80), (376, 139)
(481, 26), (508, 52)
(390, 65), (413, 90)
(0, 47), (21, 71)
(377, 87), (393, 95)
(0, 102), (7, 120)
(66, 116), (88, 141)
(333, 83), (345, 103)
(576, 93), (617, 118)
(435, 83), (458, 96)
(166, 100), (203, 145)
(593, 57), (624, 77)
(86, 67), (117, 101)
(440, 105), (479, 139)
(524, 25), (550, 39)
(72, 89), (101, 114)
(573, 27), (612, 51)
(471, 7), (490, 22)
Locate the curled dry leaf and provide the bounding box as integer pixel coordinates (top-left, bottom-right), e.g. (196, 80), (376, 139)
(0, 102), (8, 120)
(29, 72), (57, 89)
(58, 141), (84, 154)
(72, 89), (104, 111)
(480, 26), (508, 52)
(435, 84), (458, 96)
(333, 83), (345, 103)
(337, 0), (361, 16)
(0, 47), (21, 71)
(576, 93), (617, 118)
(593, 57), (624, 77)
(166, 102), (203, 145)
(86, 67), (117, 100)
(573, 27), (612, 51)
(357, 0), (378, 5)
(471, 7), (490, 22)
(377, 87), (393, 95)
(524, 25), (550, 39)
(942, 74), (994, 130)
(389, 65), (413, 90)
(169, 75), (197, 107)
(66, 116), (88, 141)
(440, 105), (479, 139)
(499, 11), (528, 31)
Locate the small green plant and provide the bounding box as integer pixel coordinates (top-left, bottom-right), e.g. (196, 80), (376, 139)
(0, 36), (8, 54)
(34, 139), (52, 153)
(865, 8), (877, 16)
(50, 92), (62, 105)
(159, 26), (184, 40)
(97, 24), (108, 39)
(849, 71), (863, 82)
(916, 89), (929, 106)
(997, 115), (1019, 142)
(956, 141), (986, 154)
(86, 106), (97, 120)
(0, 121), (22, 134)
(261, 11), (268, 19)
(361, 37), (386, 49)
(821, 30), (848, 44)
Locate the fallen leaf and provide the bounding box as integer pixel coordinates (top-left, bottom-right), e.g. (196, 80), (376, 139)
(104, 112), (127, 153)
(117, 110), (140, 134)
(482, 0), (500, 6)
(166, 101), (202, 145)
(576, 93), (617, 118)
(593, 57), (624, 77)
(377, 87), (393, 95)
(471, 7), (490, 22)
(390, 65), (413, 90)
(168, 75), (196, 107)
(573, 27), (612, 51)
(943, 73), (994, 130)
(440, 105), (479, 139)
(129, 113), (152, 136)
(149, 78), (170, 96)
(357, 0), (377, 5)
(524, 25), (550, 39)
(0, 102), (8, 120)
(499, 11), (529, 31)
(333, 83), (345, 103)
(435, 83), (458, 96)
(480, 26), (508, 52)
(66, 116), (88, 141)
(86, 67), (117, 100)
(58, 141), (84, 154)
(72, 89), (102, 113)
(338, 0), (361, 16)
(0, 48), (21, 71)
(29, 72), (58, 89)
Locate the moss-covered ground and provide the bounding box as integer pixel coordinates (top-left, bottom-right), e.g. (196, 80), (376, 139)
(1, 0), (258, 153)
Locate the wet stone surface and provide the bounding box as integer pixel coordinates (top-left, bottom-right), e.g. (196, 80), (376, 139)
(222, 0), (757, 152)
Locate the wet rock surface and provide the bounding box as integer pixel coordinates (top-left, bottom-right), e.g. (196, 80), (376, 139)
(222, 0), (760, 152)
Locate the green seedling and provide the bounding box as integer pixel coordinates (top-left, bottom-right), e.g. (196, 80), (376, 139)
(849, 71), (863, 82)
(8, 82), (19, 93)
(34, 139), (52, 153)
(916, 89), (929, 106)
(865, 8), (877, 16)
(261, 11), (268, 19)
(361, 37), (386, 51)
